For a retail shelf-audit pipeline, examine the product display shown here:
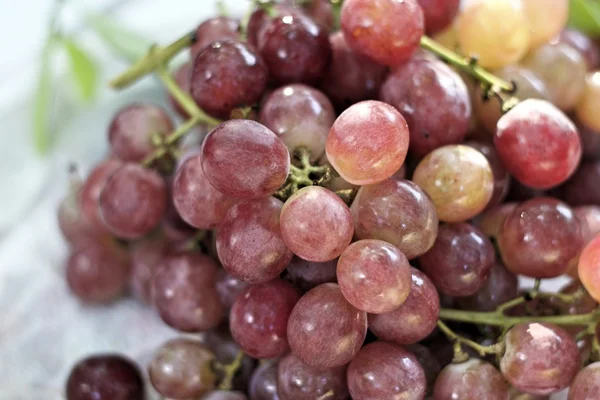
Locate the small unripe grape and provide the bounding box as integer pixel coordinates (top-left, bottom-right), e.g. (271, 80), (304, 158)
(457, 0), (530, 69)
(578, 234), (600, 302)
(521, 0), (568, 48)
(576, 72), (600, 131)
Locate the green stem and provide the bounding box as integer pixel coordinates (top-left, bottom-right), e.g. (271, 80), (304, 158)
(142, 115), (203, 166)
(439, 308), (600, 327)
(437, 321), (504, 358)
(217, 351), (245, 390)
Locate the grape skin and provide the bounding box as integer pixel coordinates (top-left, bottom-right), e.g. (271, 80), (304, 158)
(80, 159), (123, 232)
(521, 0), (568, 48)
(285, 256), (337, 292)
(433, 358), (510, 400)
(559, 28), (600, 71)
(578, 234), (600, 302)
(417, 0), (460, 35)
(564, 161), (600, 206)
(215, 269), (248, 310)
(190, 17), (240, 59)
(568, 362), (600, 400)
(129, 235), (168, 304)
(465, 141), (511, 209)
(455, 262), (519, 312)
(248, 359), (279, 400)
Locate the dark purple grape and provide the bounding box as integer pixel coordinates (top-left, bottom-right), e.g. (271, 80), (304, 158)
(465, 141), (511, 209)
(230, 279), (300, 359)
(568, 362), (600, 400)
(379, 57), (471, 157)
(152, 250), (223, 332)
(320, 31), (387, 109)
(201, 120), (290, 200)
(129, 235), (167, 304)
(191, 40), (268, 118)
(455, 262), (519, 312)
(203, 391), (248, 400)
(578, 119), (600, 161)
(433, 359), (509, 400)
(80, 159), (123, 232)
(257, 10), (331, 84)
(564, 161), (600, 206)
(217, 198), (293, 283)
(98, 163), (167, 239)
(149, 338), (217, 399)
(285, 256), (337, 292)
(191, 17), (241, 59)
(66, 241), (130, 304)
(277, 353), (348, 400)
(420, 223), (495, 297)
(418, 0), (460, 34)
(559, 28), (600, 70)
(66, 354), (144, 400)
(287, 283), (367, 368)
(405, 344), (441, 395)
(368, 267), (440, 344)
(347, 341), (426, 400)
(215, 269), (248, 309)
(249, 360), (279, 400)
(108, 104), (173, 162)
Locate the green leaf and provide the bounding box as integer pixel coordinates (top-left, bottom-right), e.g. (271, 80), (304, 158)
(32, 44), (54, 154)
(86, 13), (152, 62)
(63, 38), (98, 101)
(569, 0), (600, 37)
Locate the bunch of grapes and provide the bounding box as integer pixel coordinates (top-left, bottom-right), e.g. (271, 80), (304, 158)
(59, 0), (600, 399)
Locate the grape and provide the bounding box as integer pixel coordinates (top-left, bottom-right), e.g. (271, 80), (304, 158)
(433, 358), (510, 400)
(552, 281), (598, 336)
(337, 239), (411, 313)
(494, 99), (581, 189)
(500, 322), (580, 395)
(368, 267), (440, 344)
(201, 120), (290, 200)
(521, 0), (568, 48)
(285, 256), (337, 292)
(405, 344), (441, 394)
(66, 354), (144, 400)
(152, 250), (223, 332)
(285, 0), (334, 31)
(457, 0), (530, 69)
(249, 360), (279, 400)
(568, 362), (600, 400)
(58, 182), (101, 248)
(473, 65), (550, 135)
(257, 10), (331, 84)
(277, 353), (348, 400)
(577, 72), (600, 131)
(347, 341), (426, 400)
(575, 206), (600, 243)
(129, 235), (167, 304)
(190, 17), (240, 59)
(455, 262), (519, 312)
(66, 241), (130, 304)
(161, 194), (198, 244)
(203, 391), (248, 400)
(465, 141), (511, 208)
(98, 163), (167, 239)
(498, 197), (583, 278)
(259, 84), (335, 160)
(169, 62), (193, 118)
(217, 198), (293, 283)
(191, 40), (268, 118)
(340, 0), (424, 66)
(351, 178), (438, 259)
(578, 234), (600, 302)
(80, 159), (123, 232)
(108, 104), (173, 163)
(412, 144), (494, 222)
(420, 223), (494, 297)
(320, 31), (387, 109)
(559, 28), (600, 70)
(521, 42), (587, 111)
(287, 283), (367, 368)
(325, 100), (410, 185)
(417, 0), (460, 34)
(379, 57), (471, 157)
(578, 119), (600, 161)
(215, 269), (248, 309)
(564, 161), (600, 206)
(173, 152), (236, 229)
(149, 338), (217, 399)
(477, 203), (517, 241)
(230, 279), (300, 359)
(280, 186), (353, 262)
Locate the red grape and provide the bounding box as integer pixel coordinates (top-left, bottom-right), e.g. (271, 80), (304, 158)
(129, 235), (167, 304)
(169, 62), (192, 118)
(351, 178), (438, 259)
(325, 100), (409, 185)
(190, 17), (240, 59)
(285, 0), (334, 31)
(108, 104), (173, 162)
(568, 362), (600, 400)
(217, 198), (293, 283)
(280, 186), (353, 262)
(285, 256), (337, 292)
(417, 0), (460, 34)
(575, 205), (600, 243)
(80, 159), (123, 232)
(259, 84), (335, 160)
(578, 234), (600, 302)
(564, 161), (600, 206)
(347, 341), (426, 400)
(337, 239), (411, 313)
(501, 322), (579, 395)
(66, 355), (144, 400)
(58, 182), (102, 247)
(433, 359), (510, 400)
(287, 283), (367, 368)
(578, 119), (600, 161)
(368, 267), (440, 344)
(203, 391), (248, 400)
(248, 359), (279, 400)
(420, 223), (495, 297)
(495, 99), (581, 189)
(405, 344), (441, 395)
(215, 269), (248, 310)
(379, 57), (471, 157)
(498, 197), (583, 278)
(465, 141), (511, 209)
(341, 0), (424, 66)
(230, 279), (300, 359)
(191, 40), (268, 118)
(476, 202), (517, 240)
(455, 262), (519, 312)
(201, 120), (290, 200)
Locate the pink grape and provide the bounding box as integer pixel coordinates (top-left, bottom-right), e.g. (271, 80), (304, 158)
(417, 0), (460, 34)
(325, 100), (409, 185)
(215, 269), (248, 310)
(337, 239), (411, 313)
(80, 159), (123, 232)
(559, 28), (600, 70)
(129, 235), (167, 304)
(58, 181), (102, 248)
(405, 344), (441, 395)
(578, 234), (600, 302)
(280, 186), (353, 262)
(575, 206), (600, 244)
(216, 198), (293, 283)
(433, 359), (510, 400)
(190, 17), (240, 59)
(568, 362), (600, 400)
(201, 119), (290, 200)
(287, 283), (367, 368)
(465, 141), (511, 208)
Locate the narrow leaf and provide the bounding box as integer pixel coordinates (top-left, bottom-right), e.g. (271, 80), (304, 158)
(63, 38), (98, 101)
(86, 13), (152, 62)
(33, 45), (53, 154)
(569, 0), (600, 37)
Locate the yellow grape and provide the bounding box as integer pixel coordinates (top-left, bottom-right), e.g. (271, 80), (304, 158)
(576, 72), (600, 132)
(521, 0), (568, 48)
